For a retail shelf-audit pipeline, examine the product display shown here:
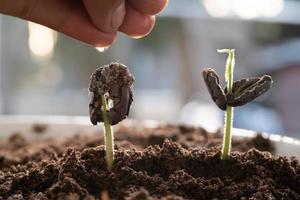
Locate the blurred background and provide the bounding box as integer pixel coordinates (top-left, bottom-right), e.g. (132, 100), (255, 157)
(0, 0), (299, 138)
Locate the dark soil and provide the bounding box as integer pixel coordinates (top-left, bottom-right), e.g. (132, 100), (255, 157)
(0, 122), (299, 200)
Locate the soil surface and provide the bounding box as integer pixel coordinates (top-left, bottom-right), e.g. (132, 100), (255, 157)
(0, 122), (299, 200)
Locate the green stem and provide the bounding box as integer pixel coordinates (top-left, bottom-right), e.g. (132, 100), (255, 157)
(101, 95), (114, 170)
(218, 48), (235, 160)
(222, 106), (233, 159)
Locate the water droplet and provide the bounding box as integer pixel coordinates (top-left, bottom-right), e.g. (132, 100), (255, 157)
(95, 46), (110, 52)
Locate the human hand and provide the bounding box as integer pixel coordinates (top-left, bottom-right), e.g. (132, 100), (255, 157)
(0, 0), (168, 47)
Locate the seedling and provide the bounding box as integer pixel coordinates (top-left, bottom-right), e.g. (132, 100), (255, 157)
(88, 63), (134, 169)
(203, 49), (273, 159)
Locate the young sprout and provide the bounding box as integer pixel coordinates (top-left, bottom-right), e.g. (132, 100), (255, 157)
(88, 63), (134, 169)
(203, 49), (273, 159)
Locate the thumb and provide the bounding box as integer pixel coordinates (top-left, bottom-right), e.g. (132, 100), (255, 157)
(82, 0), (126, 33)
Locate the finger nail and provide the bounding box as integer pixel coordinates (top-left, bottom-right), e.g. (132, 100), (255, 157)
(131, 35), (144, 39)
(111, 1), (126, 31)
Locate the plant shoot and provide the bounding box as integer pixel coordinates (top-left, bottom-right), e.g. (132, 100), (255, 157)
(203, 49), (273, 159)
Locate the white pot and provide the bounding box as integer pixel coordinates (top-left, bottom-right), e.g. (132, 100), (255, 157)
(0, 115), (299, 157)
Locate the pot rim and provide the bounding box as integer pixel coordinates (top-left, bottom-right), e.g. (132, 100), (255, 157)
(0, 115), (299, 157)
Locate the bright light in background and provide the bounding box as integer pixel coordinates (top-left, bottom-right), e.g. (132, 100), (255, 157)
(203, 0), (232, 17)
(202, 0), (284, 19)
(28, 22), (57, 58)
(179, 102), (222, 132)
(261, 0), (284, 17)
(233, 0), (263, 19)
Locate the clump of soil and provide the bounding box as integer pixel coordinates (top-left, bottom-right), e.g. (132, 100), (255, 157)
(32, 124), (48, 134)
(1, 123), (298, 199)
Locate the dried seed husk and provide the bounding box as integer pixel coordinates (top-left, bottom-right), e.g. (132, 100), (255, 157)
(203, 67), (273, 111)
(89, 63), (134, 125)
(226, 75), (273, 107)
(89, 92), (103, 125)
(108, 86), (133, 125)
(202, 68), (227, 110)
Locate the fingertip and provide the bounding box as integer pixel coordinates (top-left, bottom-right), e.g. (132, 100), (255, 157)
(119, 4), (155, 38)
(130, 16), (155, 39)
(92, 33), (117, 48)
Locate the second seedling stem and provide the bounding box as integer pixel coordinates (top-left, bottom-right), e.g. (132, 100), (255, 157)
(218, 49), (235, 160)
